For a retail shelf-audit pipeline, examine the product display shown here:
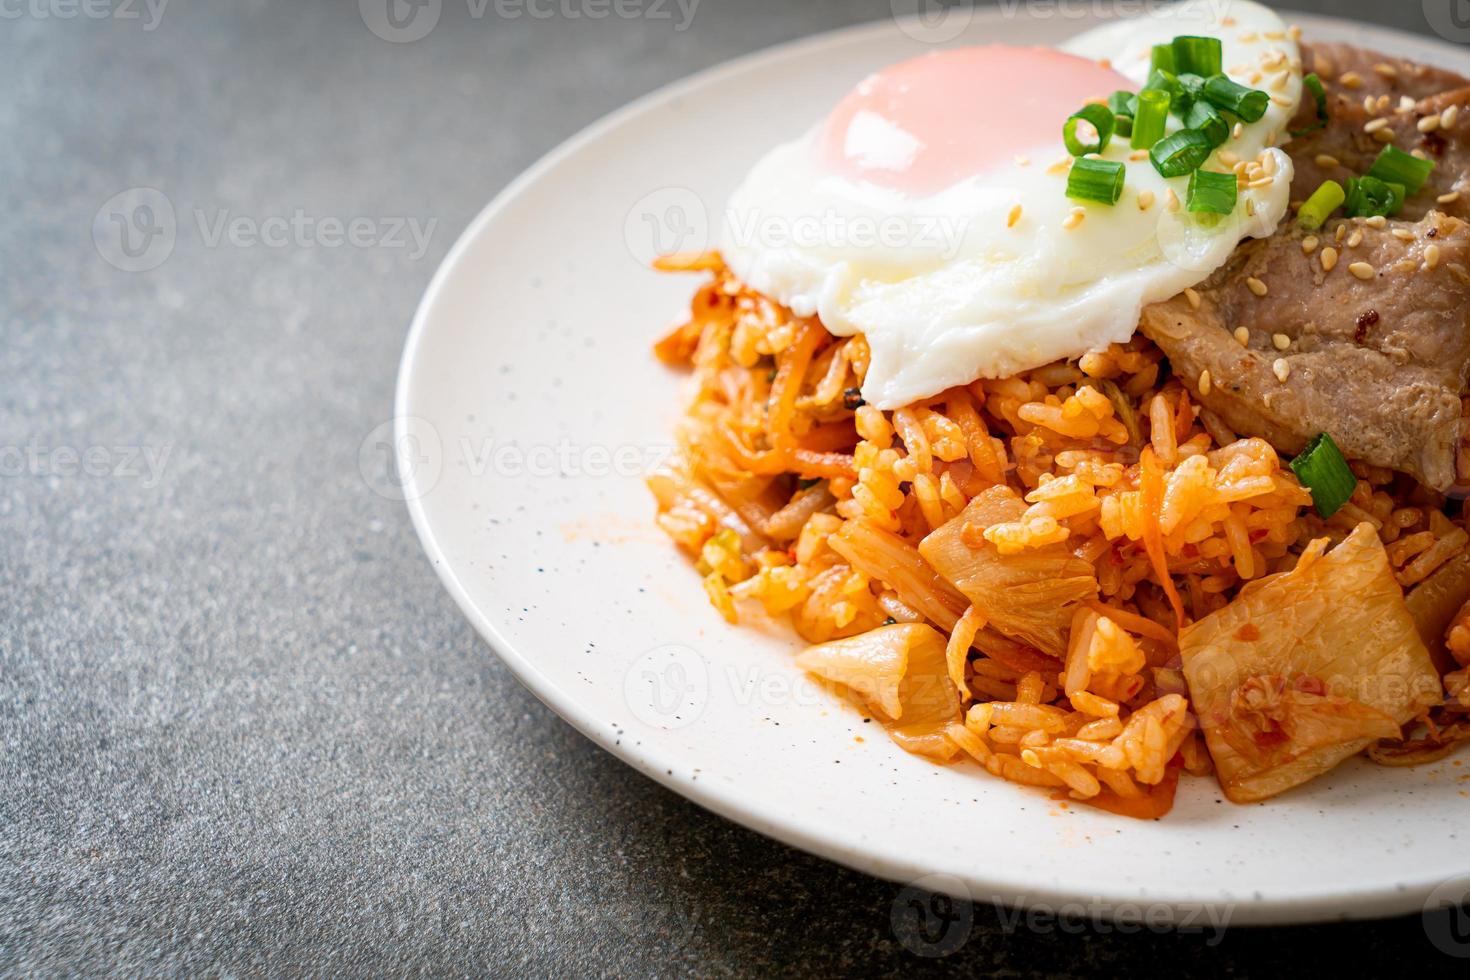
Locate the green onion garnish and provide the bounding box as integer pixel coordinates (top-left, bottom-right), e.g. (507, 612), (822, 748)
(1187, 169), (1237, 214)
(1145, 68), (1184, 111)
(1066, 157), (1126, 205)
(1150, 43), (1175, 75)
(1172, 35), (1222, 78)
(1063, 102), (1115, 156)
(1177, 72), (1208, 107)
(1130, 88), (1171, 149)
(1290, 432), (1355, 518)
(1366, 144), (1435, 196)
(1290, 73), (1328, 137)
(1202, 74), (1269, 123)
(1149, 129), (1212, 178)
(1108, 90), (1135, 138)
(1344, 175), (1406, 218)
(1185, 100), (1229, 148)
(1298, 179), (1345, 229)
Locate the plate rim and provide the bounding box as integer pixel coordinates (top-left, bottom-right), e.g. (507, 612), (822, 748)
(396, 7), (1470, 925)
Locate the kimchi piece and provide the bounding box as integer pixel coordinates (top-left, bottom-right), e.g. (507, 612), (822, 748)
(919, 485), (1098, 658)
(1180, 523), (1443, 802)
(796, 623), (963, 761)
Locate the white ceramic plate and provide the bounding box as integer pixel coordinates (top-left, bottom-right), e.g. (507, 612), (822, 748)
(397, 9), (1470, 924)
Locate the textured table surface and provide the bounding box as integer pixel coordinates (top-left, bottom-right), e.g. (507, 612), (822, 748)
(3, 0), (1467, 974)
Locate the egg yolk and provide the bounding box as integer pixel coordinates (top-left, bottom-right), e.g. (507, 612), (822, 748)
(818, 45), (1134, 196)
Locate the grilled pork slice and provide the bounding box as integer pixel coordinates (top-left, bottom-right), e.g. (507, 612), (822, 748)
(1180, 524), (1442, 803)
(1140, 211), (1470, 490)
(1291, 43), (1470, 220)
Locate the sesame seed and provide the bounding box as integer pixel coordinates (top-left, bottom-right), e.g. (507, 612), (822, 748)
(1443, 105), (1461, 128)
(1315, 55), (1335, 76)
(1166, 188), (1180, 212)
(1426, 243), (1442, 269)
(1223, 15), (1236, 26)
(1063, 207), (1085, 230)
(1219, 150), (1240, 165)
(1246, 198), (1256, 217)
(1007, 204), (1023, 228)
(1314, 153), (1340, 168)
(1302, 235), (1319, 254)
(1364, 215), (1387, 229)
(1364, 118), (1390, 133)
(1184, 286), (1201, 310)
(1438, 190), (1461, 204)
(1399, 96), (1417, 113)
(1234, 326), (1251, 346)
(1374, 62), (1399, 79)
(1377, 94), (1392, 113)
(1335, 225), (1347, 243)
(1246, 276), (1269, 296)
(1015, 155), (1031, 167)
(1238, 31), (1258, 43)
(1347, 229), (1365, 248)
(1374, 128), (1396, 144)
(1270, 94), (1292, 108)
(1418, 113), (1442, 133)
(1340, 71), (1364, 89)
(1264, 30), (1285, 41)
(1199, 369), (1212, 395)
(1233, 122), (1244, 140)
(1412, 147), (1430, 159)
(1349, 261), (1376, 280)
(1392, 227), (1416, 241)
(1321, 246), (1339, 271)
(1288, 24), (1302, 40)
(1396, 259), (1419, 274)
(1269, 71), (1290, 92)
(1047, 156), (1072, 175)
(1272, 333), (1290, 350)
(1248, 176), (1274, 189)
(1137, 189), (1155, 211)
(1362, 95), (1377, 114)
(1272, 358), (1291, 382)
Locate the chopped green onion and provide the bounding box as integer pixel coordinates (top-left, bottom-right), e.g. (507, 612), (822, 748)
(1202, 74), (1269, 122)
(1149, 129), (1212, 178)
(1066, 157), (1126, 205)
(1145, 68), (1184, 111)
(1290, 73), (1328, 137)
(1149, 43), (1175, 75)
(1130, 88), (1171, 149)
(1366, 144), (1435, 196)
(1290, 432), (1355, 518)
(1185, 99), (1229, 148)
(1177, 72), (1208, 107)
(1108, 90), (1135, 137)
(1344, 175), (1406, 218)
(1063, 102), (1115, 156)
(1172, 35), (1222, 78)
(1187, 169), (1237, 214)
(1298, 180), (1345, 229)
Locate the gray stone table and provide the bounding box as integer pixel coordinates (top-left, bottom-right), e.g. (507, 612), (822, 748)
(3, 0), (1467, 974)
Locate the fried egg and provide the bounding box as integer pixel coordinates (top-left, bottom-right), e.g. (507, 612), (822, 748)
(719, 0), (1301, 408)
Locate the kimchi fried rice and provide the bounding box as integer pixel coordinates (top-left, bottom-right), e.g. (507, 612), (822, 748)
(647, 253), (1470, 818)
